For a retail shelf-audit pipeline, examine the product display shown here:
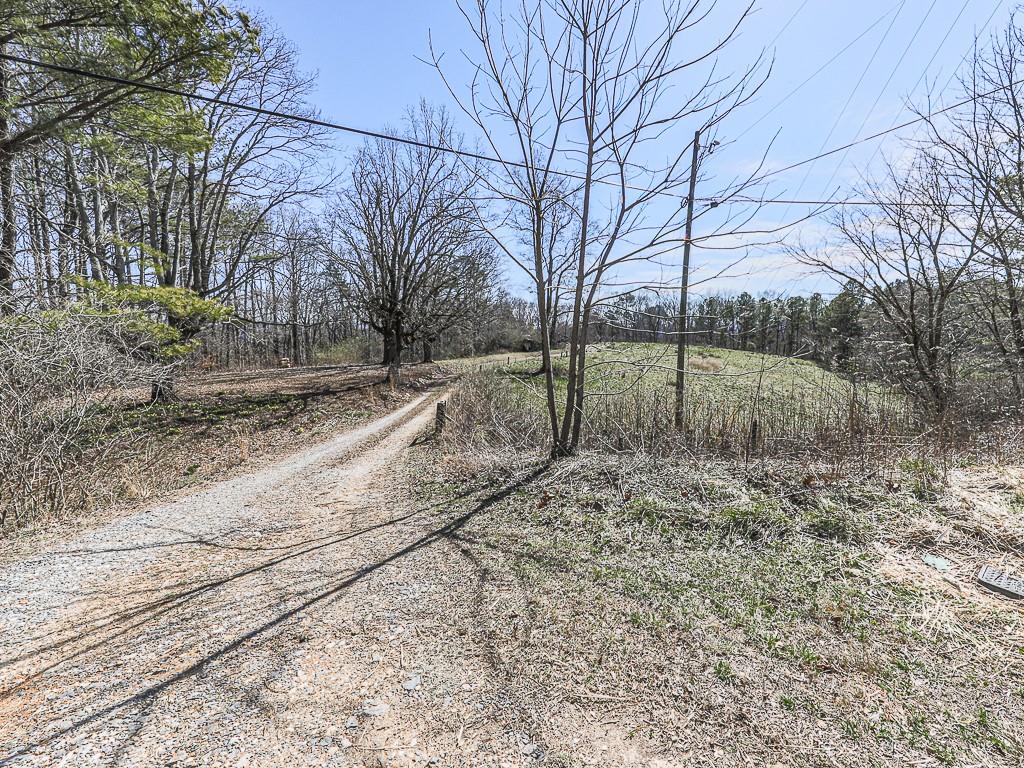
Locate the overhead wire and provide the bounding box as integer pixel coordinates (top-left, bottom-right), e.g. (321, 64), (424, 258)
(743, 2), (962, 301)
(0, 51), (692, 201)
(813, 0), (940, 200)
(782, 0), (908, 214)
(755, 3), (919, 304)
(2, 14), (1018, 247)
(862, 0), (1006, 169)
(1, 51), (1015, 212)
(766, 0), (811, 48)
(733, 2), (904, 143)
(747, 80), (1015, 188)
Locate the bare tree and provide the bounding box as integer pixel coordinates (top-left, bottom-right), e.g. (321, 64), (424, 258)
(796, 156), (990, 416)
(329, 103), (493, 381)
(922, 16), (1024, 406)
(437, 0), (768, 455)
(182, 30), (332, 300)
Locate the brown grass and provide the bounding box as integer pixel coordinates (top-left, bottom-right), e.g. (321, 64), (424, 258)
(442, 344), (1023, 471)
(3, 363), (449, 535)
(409, 444), (1024, 766)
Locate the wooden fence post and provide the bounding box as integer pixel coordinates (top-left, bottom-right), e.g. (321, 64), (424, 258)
(435, 400), (447, 436)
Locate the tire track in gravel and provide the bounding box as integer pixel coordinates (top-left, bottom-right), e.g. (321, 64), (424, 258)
(0, 389), (472, 767)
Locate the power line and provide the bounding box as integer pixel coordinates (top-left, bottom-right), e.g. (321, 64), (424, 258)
(743, 1), (957, 299)
(904, 0), (972, 108)
(1, 51), (1012, 209)
(767, 0), (811, 48)
(703, 196), (966, 208)
(0, 51), (682, 199)
(784, 1), (908, 212)
(763, 3), (915, 318)
(750, 78), (1014, 186)
(734, 2), (903, 143)
(2, 53), (506, 159)
(938, 0), (1006, 96)
(773, 1), (1006, 200)
(864, 0), (1004, 169)
(742, 1), (905, 302)
(814, 0), (940, 199)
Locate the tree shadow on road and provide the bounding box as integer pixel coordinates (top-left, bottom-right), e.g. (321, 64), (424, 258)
(1, 463), (549, 763)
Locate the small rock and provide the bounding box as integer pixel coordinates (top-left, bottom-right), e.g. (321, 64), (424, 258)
(922, 554), (953, 572)
(362, 700), (390, 717)
(345, 716), (359, 729)
(520, 742), (537, 755)
(402, 675), (421, 691)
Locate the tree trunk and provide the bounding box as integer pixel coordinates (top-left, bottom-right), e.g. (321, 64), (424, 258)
(569, 300), (596, 452)
(0, 160), (12, 311)
(557, 62), (598, 456)
(382, 324), (396, 366)
(532, 206), (561, 451)
(558, 143), (595, 456)
(66, 146), (105, 282)
(998, 254), (1024, 403)
(110, 197), (128, 285)
(150, 371), (176, 403)
(290, 320), (300, 365)
(160, 164), (177, 286)
(90, 144), (107, 281)
(146, 146), (160, 252)
(384, 321), (402, 385)
(188, 160), (201, 292)
(0, 148), (15, 311)
(31, 156), (54, 303)
(422, 336), (434, 363)
(0, 50), (13, 312)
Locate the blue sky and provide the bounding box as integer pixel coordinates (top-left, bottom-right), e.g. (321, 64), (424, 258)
(242, 0), (1013, 298)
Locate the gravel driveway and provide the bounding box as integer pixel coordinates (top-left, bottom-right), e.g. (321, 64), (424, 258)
(0, 391), (529, 767)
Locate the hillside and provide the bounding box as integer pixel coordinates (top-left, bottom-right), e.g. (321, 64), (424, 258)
(452, 343), (917, 461)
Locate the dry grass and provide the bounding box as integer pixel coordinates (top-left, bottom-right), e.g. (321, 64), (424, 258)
(443, 343), (1021, 469)
(421, 344), (1024, 764)
(687, 354), (725, 373)
(421, 344), (1024, 763)
(410, 445), (1024, 766)
(3, 362), (450, 536)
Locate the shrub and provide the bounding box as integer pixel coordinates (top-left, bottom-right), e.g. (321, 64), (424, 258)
(900, 458), (942, 501)
(71, 278), (231, 400)
(0, 311), (159, 528)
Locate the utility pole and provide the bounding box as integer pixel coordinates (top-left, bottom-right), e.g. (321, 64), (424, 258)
(674, 129), (700, 430)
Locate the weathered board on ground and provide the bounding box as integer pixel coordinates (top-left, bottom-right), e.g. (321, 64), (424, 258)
(977, 565), (1024, 599)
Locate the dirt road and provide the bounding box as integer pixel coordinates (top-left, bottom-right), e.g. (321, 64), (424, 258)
(0, 391), (541, 767)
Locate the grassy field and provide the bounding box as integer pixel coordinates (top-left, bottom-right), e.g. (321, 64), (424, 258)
(448, 342), (920, 462)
